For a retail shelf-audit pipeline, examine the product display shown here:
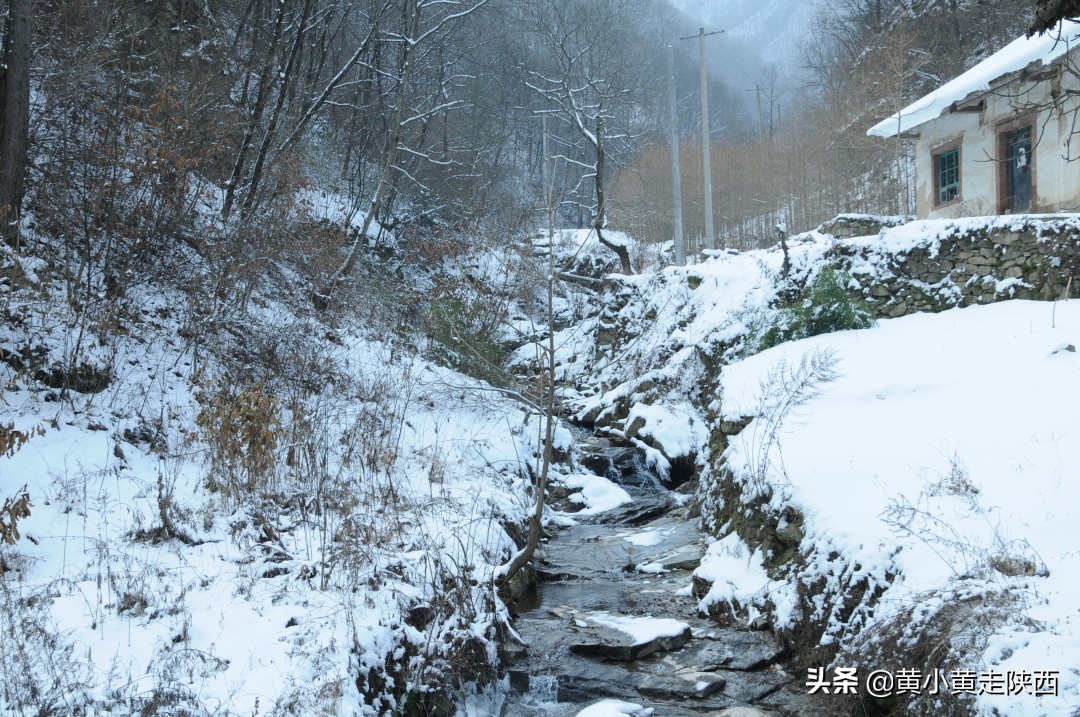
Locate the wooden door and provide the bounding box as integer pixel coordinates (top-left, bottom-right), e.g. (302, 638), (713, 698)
(1004, 125), (1033, 213)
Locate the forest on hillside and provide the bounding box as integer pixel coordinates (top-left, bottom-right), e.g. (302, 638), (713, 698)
(0, 0), (1040, 277)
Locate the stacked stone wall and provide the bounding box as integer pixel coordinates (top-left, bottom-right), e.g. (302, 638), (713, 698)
(834, 217), (1080, 318)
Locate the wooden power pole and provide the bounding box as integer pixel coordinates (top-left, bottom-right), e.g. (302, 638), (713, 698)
(747, 85), (765, 139)
(668, 45), (685, 266)
(680, 27), (723, 251)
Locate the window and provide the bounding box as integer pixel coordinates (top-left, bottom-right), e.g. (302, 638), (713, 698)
(936, 148), (960, 205)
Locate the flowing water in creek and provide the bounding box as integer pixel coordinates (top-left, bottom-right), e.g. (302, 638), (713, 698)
(479, 432), (833, 717)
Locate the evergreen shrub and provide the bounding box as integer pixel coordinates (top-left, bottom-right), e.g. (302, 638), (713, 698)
(751, 267), (876, 354)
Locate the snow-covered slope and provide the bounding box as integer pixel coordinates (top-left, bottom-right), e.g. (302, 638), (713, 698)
(558, 215), (1080, 716)
(0, 238), (541, 715)
(713, 299), (1080, 716)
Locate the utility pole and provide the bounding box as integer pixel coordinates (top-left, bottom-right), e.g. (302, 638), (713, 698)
(747, 85), (764, 140)
(668, 45), (685, 266)
(680, 27), (723, 251)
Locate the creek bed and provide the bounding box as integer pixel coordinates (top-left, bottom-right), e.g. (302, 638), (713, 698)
(489, 434), (832, 717)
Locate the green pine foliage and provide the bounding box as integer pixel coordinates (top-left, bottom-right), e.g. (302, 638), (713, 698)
(751, 267), (876, 354)
(428, 296), (509, 385)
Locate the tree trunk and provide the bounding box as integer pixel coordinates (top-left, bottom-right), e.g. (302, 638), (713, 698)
(593, 115), (632, 274)
(499, 115), (557, 590)
(222, 0), (287, 220)
(0, 0), (32, 246)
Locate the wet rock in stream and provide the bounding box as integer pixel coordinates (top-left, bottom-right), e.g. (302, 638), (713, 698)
(674, 631), (785, 672)
(545, 605), (692, 660)
(576, 442), (644, 484)
(506, 522), (795, 712)
(593, 493), (677, 526)
(499, 433), (829, 717)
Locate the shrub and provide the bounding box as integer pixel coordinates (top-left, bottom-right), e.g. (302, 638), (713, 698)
(0, 580), (94, 714)
(194, 378), (282, 506)
(0, 418), (40, 551)
(751, 267), (876, 354)
(427, 295), (508, 385)
(0, 488), (31, 547)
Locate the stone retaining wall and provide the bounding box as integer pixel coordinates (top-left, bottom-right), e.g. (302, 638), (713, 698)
(835, 215), (1080, 318)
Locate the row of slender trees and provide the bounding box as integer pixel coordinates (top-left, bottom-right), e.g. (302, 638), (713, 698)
(608, 0), (1047, 253)
(0, 0), (703, 293)
(0, 0), (1069, 273)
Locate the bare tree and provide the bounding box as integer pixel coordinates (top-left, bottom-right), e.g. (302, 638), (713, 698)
(523, 0), (660, 274)
(498, 115), (559, 588)
(317, 0), (492, 302)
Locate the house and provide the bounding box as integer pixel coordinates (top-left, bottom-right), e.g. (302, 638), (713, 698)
(868, 21), (1080, 219)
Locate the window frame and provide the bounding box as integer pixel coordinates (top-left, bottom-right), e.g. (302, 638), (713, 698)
(932, 138), (963, 208)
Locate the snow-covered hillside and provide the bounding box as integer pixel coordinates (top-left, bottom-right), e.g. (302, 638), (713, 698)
(713, 299), (1080, 717)
(0, 233), (543, 715)
(555, 216), (1080, 716)
(5, 208), (1078, 717)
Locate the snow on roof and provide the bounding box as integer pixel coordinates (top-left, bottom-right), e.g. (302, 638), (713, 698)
(868, 20), (1080, 138)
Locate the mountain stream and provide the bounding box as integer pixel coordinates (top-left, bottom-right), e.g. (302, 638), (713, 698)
(483, 432), (833, 717)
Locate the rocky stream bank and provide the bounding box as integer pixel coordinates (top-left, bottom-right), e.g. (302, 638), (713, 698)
(493, 434), (833, 717)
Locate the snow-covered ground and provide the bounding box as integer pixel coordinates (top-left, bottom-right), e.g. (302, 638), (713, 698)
(573, 699), (653, 717)
(563, 232), (833, 479)
(559, 472), (633, 515)
(0, 242), (540, 714)
(551, 215), (1080, 716)
(712, 298), (1080, 717)
(6, 207), (1077, 716)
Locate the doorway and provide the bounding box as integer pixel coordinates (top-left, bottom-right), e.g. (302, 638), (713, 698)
(1002, 125), (1033, 213)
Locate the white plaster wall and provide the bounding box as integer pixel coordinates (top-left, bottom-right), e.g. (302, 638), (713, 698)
(913, 68), (1080, 219)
